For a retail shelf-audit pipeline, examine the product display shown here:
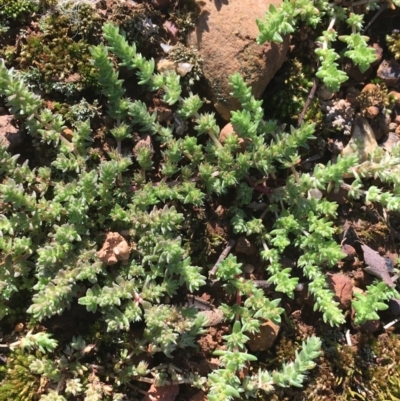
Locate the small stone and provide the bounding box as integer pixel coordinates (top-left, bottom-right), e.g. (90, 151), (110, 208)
(243, 264), (255, 274)
(362, 83), (378, 93)
(377, 59), (400, 87)
(219, 122), (249, 152)
(14, 323), (24, 333)
(199, 309), (224, 326)
(235, 236), (256, 255)
(365, 105), (380, 118)
(156, 58), (176, 74)
(341, 244), (356, 260)
(382, 132), (399, 151)
(341, 115), (378, 162)
(0, 115), (22, 150)
(326, 273), (353, 309)
(389, 122), (398, 131)
(97, 232), (131, 266)
(318, 84), (334, 100)
(62, 128), (74, 141)
(247, 320), (280, 351)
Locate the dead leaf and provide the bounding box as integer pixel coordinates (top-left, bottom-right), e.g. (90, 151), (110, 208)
(361, 244), (394, 287)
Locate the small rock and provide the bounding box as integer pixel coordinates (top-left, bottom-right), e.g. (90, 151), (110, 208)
(341, 115), (378, 162)
(187, 0), (289, 120)
(243, 264), (255, 274)
(0, 115), (22, 150)
(97, 232), (131, 265)
(381, 132), (399, 152)
(361, 83), (378, 93)
(156, 58), (176, 74)
(219, 122), (249, 151)
(365, 105), (380, 118)
(62, 128), (74, 141)
(247, 320), (280, 351)
(235, 236), (256, 255)
(341, 244), (356, 260)
(318, 84), (334, 100)
(14, 323), (24, 333)
(377, 59), (400, 87)
(389, 122), (398, 131)
(326, 272), (353, 309)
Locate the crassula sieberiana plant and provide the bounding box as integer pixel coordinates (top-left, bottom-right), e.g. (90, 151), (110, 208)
(1, 21), (400, 400)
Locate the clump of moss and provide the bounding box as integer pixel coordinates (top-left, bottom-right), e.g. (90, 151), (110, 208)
(262, 58), (315, 123)
(0, 350), (41, 401)
(16, 14), (99, 96)
(368, 333), (400, 400)
(387, 30), (400, 61)
(168, 43), (203, 86)
(0, 0), (38, 25)
(356, 83), (391, 116)
(110, 2), (162, 49)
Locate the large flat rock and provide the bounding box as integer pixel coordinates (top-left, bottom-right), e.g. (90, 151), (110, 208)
(187, 0), (289, 120)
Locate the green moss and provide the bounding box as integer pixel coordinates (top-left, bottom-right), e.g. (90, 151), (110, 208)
(0, 0), (38, 24)
(0, 350), (41, 401)
(387, 31), (400, 61)
(263, 58), (315, 123)
(16, 14), (99, 95)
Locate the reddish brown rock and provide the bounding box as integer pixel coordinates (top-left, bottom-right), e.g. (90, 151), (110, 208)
(327, 272), (353, 309)
(365, 105), (379, 118)
(219, 122), (249, 151)
(247, 320), (280, 351)
(0, 115), (22, 150)
(97, 232), (131, 265)
(187, 0), (288, 120)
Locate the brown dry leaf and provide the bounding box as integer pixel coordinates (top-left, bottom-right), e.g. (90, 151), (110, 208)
(361, 244), (394, 287)
(141, 384), (179, 401)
